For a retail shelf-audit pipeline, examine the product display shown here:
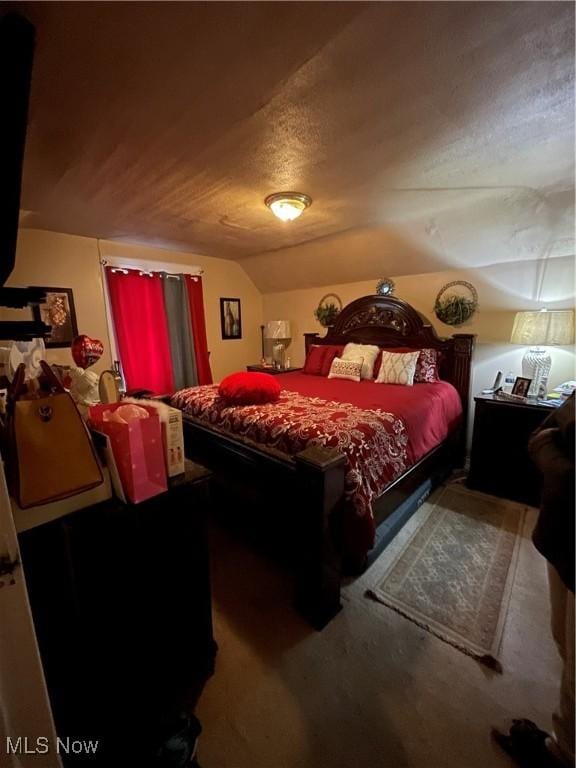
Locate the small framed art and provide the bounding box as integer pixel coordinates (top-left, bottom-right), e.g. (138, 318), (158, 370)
(220, 298), (242, 340)
(512, 376), (531, 398)
(31, 287), (79, 348)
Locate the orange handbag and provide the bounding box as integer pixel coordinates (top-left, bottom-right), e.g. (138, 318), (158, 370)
(6, 361), (103, 508)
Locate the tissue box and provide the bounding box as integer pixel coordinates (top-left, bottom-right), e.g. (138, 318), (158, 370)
(163, 406), (185, 477)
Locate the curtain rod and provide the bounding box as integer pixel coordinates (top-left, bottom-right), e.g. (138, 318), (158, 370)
(99, 258), (203, 276)
(96, 237), (204, 276)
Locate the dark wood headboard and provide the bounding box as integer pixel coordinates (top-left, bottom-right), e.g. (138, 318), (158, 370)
(304, 294), (475, 445)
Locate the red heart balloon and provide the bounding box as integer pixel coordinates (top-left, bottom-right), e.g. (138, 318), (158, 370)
(71, 335), (104, 369)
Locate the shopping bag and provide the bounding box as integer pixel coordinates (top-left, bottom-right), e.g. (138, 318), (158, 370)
(89, 403), (167, 503)
(7, 362), (103, 508)
(122, 397), (185, 477)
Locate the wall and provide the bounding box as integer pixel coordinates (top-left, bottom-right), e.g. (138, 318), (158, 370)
(5, 229), (575, 398)
(262, 259), (576, 399)
(5, 229), (263, 382)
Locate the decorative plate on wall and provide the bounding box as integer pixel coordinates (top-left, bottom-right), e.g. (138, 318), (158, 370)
(376, 278), (395, 296)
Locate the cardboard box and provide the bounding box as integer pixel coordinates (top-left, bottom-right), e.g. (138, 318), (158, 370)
(162, 406), (185, 477)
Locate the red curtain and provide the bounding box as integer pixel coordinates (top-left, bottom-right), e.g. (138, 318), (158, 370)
(185, 275), (212, 385)
(106, 267), (175, 394)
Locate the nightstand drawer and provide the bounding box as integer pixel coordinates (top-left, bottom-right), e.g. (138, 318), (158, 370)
(467, 396), (551, 506)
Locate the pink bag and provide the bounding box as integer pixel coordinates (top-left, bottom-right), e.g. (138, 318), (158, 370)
(89, 403), (167, 503)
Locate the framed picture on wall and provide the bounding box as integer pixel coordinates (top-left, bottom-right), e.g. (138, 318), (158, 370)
(31, 287), (79, 348)
(220, 298), (242, 340)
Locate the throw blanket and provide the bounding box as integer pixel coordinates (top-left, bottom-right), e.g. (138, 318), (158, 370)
(172, 386), (409, 519)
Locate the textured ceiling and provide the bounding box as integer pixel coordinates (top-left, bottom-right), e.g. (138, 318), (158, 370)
(11, 1), (576, 291)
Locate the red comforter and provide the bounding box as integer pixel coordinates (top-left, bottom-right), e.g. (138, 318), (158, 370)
(172, 374), (461, 559)
(172, 373), (462, 550)
(173, 384), (410, 514)
(275, 372), (462, 465)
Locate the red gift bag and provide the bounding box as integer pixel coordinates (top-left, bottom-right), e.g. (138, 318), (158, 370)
(89, 403), (167, 503)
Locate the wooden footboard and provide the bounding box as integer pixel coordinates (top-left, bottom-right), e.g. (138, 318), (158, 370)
(293, 446), (346, 628)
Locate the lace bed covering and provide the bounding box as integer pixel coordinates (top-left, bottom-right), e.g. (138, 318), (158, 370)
(172, 386), (409, 519)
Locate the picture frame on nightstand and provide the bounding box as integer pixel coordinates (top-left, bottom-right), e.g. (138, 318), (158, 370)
(511, 376), (532, 398)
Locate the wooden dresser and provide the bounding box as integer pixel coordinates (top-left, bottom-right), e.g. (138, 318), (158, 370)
(18, 460), (215, 765)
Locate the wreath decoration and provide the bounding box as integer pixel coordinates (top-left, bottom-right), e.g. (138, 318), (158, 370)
(314, 293), (343, 328)
(434, 281), (478, 326)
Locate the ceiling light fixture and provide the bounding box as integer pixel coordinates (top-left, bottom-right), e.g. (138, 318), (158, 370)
(265, 192), (312, 222)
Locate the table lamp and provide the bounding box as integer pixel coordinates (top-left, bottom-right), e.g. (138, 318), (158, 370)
(264, 320), (291, 368)
(510, 309), (574, 397)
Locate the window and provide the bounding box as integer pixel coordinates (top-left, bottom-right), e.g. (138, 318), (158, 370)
(102, 257), (211, 394)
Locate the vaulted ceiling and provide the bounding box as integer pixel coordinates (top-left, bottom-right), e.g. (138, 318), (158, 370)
(12, 1), (576, 292)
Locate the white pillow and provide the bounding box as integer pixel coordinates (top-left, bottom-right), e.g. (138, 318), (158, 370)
(375, 350), (420, 386)
(328, 357), (363, 382)
(341, 343), (380, 380)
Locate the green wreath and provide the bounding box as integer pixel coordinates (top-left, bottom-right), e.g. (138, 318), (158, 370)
(434, 281), (478, 326)
(314, 293), (342, 327)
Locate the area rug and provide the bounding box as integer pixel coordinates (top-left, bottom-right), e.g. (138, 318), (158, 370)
(365, 484), (527, 671)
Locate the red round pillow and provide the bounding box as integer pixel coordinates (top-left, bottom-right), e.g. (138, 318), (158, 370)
(218, 372), (281, 405)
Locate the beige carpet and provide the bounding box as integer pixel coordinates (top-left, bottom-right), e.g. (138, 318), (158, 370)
(366, 484), (527, 671)
(196, 485), (559, 768)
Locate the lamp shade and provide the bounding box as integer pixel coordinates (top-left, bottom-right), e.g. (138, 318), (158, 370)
(510, 310), (574, 346)
(264, 320), (291, 339)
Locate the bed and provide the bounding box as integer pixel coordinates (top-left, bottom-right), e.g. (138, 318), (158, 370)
(173, 295), (475, 629)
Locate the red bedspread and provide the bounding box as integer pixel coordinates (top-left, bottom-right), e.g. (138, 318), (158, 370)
(172, 385), (409, 515)
(172, 375), (461, 559)
(274, 372), (462, 465)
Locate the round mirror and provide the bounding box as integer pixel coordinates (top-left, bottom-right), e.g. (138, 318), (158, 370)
(376, 278), (395, 296)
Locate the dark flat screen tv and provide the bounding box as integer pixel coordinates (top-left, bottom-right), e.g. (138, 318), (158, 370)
(0, 13), (35, 287)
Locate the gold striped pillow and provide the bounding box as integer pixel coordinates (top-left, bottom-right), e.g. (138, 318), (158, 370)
(375, 350), (419, 386)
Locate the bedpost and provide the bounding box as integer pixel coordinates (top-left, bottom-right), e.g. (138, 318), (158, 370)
(293, 445), (346, 629)
(451, 333), (476, 466)
(303, 332), (320, 354)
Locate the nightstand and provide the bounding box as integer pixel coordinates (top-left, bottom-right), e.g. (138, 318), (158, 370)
(246, 365), (301, 374)
(467, 394), (554, 506)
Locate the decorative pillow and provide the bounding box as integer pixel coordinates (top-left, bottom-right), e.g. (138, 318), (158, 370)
(373, 347), (440, 383)
(303, 345), (345, 377)
(303, 345), (328, 376)
(327, 357), (364, 382)
(415, 348), (439, 383)
(320, 345), (345, 376)
(218, 372), (281, 404)
(375, 350), (420, 386)
(341, 343), (380, 380)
